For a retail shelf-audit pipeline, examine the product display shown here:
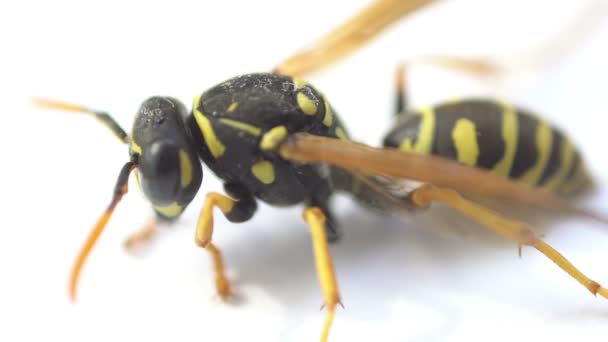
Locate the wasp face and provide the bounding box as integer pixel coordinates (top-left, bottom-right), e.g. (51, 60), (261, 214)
(131, 97), (203, 219)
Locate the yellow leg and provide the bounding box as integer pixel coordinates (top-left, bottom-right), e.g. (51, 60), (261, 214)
(410, 184), (608, 299)
(303, 207), (342, 342)
(195, 192), (236, 300)
(123, 218), (158, 253)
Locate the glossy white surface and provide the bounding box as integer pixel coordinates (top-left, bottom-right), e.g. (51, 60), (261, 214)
(2, 1), (608, 341)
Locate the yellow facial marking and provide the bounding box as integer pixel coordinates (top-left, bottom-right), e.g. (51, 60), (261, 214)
(251, 160), (275, 184)
(130, 140), (142, 155)
(335, 127), (348, 141)
(134, 170), (141, 190)
(399, 107), (435, 154)
(451, 118), (479, 166)
(293, 78), (308, 89)
(543, 138), (574, 192)
(227, 102), (239, 112)
(297, 92), (318, 115)
(178, 149), (193, 188)
(218, 118), (262, 136)
(322, 96), (333, 127)
(520, 120), (552, 185)
(192, 94), (226, 158)
(260, 125), (288, 150)
(491, 103), (518, 176)
(154, 202), (183, 217)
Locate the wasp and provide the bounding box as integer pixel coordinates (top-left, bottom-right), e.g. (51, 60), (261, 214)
(34, 1), (607, 341)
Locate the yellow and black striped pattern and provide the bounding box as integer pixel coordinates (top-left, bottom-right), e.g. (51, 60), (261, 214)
(383, 100), (589, 195)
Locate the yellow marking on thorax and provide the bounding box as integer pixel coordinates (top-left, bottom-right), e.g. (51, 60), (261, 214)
(543, 139), (574, 192)
(260, 125), (288, 150)
(491, 103), (518, 176)
(178, 149), (193, 188)
(451, 118), (479, 166)
(399, 107), (434, 154)
(192, 94), (226, 158)
(519, 120), (552, 185)
(218, 118), (262, 136)
(154, 202), (183, 218)
(251, 160), (275, 184)
(322, 96), (333, 127)
(297, 92), (318, 115)
(227, 102), (239, 112)
(293, 78), (308, 89)
(335, 127), (348, 141)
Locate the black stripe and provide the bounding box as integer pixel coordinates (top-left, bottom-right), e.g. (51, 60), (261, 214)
(509, 111), (538, 178)
(538, 129), (563, 186)
(432, 100), (504, 169)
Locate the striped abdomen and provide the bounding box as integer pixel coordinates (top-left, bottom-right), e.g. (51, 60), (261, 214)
(382, 99), (589, 195)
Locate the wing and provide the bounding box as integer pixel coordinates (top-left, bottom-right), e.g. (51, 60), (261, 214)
(273, 0), (437, 77)
(280, 133), (608, 224)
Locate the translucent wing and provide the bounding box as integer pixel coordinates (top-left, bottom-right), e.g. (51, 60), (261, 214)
(274, 0), (437, 77)
(280, 133), (607, 223)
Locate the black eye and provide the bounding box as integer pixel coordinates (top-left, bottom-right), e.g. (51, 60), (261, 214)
(138, 140), (180, 205)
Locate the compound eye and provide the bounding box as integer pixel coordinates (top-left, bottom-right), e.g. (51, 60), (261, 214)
(138, 140), (180, 205)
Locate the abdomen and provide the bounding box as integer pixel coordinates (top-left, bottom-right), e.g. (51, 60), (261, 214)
(382, 99), (589, 195)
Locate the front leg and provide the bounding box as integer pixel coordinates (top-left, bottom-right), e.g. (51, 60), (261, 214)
(195, 183), (257, 299)
(304, 207), (342, 342)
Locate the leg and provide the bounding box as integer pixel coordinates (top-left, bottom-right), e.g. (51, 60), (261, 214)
(123, 218), (159, 253)
(33, 98), (129, 144)
(394, 64), (408, 115)
(195, 184), (257, 299)
(392, 56), (502, 116)
(303, 207), (342, 342)
(409, 184), (608, 299)
(308, 185), (341, 243)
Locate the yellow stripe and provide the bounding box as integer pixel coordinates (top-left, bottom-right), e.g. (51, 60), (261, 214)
(293, 78), (307, 89)
(558, 162), (589, 195)
(322, 95), (333, 127)
(178, 149), (193, 188)
(399, 107), (434, 154)
(335, 127), (348, 141)
(192, 94), (226, 158)
(154, 202), (183, 217)
(260, 125), (288, 150)
(134, 170), (141, 190)
(492, 103), (518, 176)
(542, 138), (574, 192)
(227, 102), (239, 112)
(251, 160), (275, 184)
(218, 118), (262, 136)
(451, 118), (479, 166)
(519, 119), (552, 185)
(130, 139), (142, 155)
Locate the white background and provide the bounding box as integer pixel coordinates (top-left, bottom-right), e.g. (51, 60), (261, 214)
(2, 0), (608, 341)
